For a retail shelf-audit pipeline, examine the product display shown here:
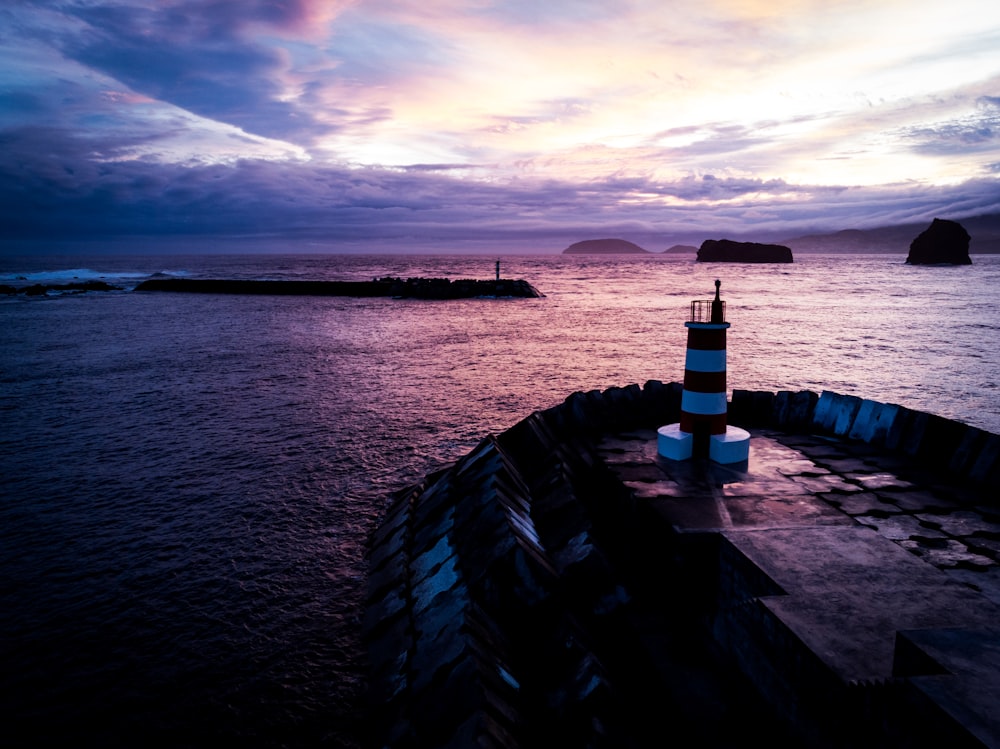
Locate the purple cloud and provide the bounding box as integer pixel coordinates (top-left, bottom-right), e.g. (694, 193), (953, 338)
(3, 124), (998, 251)
(43, 1), (326, 143)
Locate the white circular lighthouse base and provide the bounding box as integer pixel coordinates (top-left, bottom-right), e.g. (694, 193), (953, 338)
(657, 424), (751, 464)
(657, 423), (693, 461)
(709, 426), (751, 464)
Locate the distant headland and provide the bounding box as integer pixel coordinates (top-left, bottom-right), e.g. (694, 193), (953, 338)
(560, 236), (793, 262)
(562, 238), (649, 254)
(557, 212), (1000, 256)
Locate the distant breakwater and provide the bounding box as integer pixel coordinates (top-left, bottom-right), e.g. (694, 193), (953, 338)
(134, 277), (544, 299)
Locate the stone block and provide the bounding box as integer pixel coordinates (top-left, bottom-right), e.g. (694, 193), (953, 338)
(413, 587), (468, 645)
(897, 410), (930, 458)
(410, 478), (456, 535)
(772, 390), (793, 428)
(367, 515), (408, 575)
(917, 414), (967, 468)
(752, 390), (775, 425)
(771, 389), (817, 430)
(832, 394), (863, 436)
(812, 391), (863, 435)
(559, 390), (593, 432)
(791, 390), (820, 430)
(948, 425), (988, 477)
(729, 389), (755, 426)
(367, 542), (408, 600)
(969, 434), (1000, 494)
(410, 616), (481, 692)
(848, 399), (876, 442)
(411, 505), (456, 559)
(812, 390), (836, 431)
(848, 399), (901, 444)
(411, 535), (460, 595)
(364, 586), (409, 639)
(729, 389), (774, 427)
(885, 407), (915, 452)
(368, 491), (412, 550)
(642, 379), (680, 425)
(365, 618), (412, 702)
(496, 413), (558, 483)
(869, 401), (901, 446)
(601, 383), (643, 429)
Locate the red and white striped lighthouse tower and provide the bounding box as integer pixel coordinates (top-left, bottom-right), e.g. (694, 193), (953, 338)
(658, 280), (751, 464)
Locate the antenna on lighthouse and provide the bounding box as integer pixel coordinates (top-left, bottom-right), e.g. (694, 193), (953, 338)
(711, 279), (724, 323)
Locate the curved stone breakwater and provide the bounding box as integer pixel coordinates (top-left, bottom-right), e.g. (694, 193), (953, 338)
(363, 382), (1000, 749)
(134, 277), (544, 298)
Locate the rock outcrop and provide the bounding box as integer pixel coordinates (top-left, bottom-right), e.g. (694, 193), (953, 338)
(906, 218), (972, 265)
(562, 238), (648, 254)
(697, 239), (793, 263)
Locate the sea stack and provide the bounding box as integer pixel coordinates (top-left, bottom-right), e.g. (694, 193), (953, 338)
(906, 218), (972, 265)
(657, 280), (751, 464)
(697, 239), (793, 263)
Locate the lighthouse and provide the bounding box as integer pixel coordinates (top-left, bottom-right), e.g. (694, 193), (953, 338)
(657, 280), (751, 464)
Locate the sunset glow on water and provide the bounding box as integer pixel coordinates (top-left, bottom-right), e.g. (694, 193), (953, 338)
(1, 252), (998, 746)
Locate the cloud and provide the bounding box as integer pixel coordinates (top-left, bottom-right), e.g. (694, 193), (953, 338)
(2, 125), (997, 251)
(52, 4), (318, 142)
(1, 0), (998, 251)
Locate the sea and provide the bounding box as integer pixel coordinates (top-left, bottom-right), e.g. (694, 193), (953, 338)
(1, 252), (998, 748)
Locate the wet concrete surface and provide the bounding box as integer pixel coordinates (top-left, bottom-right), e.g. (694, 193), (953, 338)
(598, 427), (1000, 747)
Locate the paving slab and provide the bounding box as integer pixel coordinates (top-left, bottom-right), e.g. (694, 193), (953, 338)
(846, 472), (916, 491)
(967, 536), (1000, 560)
(722, 496), (851, 528)
(916, 510), (996, 538)
(724, 526), (1000, 682)
(854, 514), (947, 542)
(875, 489), (956, 513)
(819, 491), (903, 516)
(898, 538), (996, 569)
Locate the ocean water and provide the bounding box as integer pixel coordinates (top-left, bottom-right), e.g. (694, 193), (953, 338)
(1, 252), (998, 748)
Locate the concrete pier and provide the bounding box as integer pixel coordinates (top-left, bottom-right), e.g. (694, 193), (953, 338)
(363, 383), (1000, 748)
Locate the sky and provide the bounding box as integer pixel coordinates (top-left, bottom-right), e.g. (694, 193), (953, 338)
(2, 0), (1000, 253)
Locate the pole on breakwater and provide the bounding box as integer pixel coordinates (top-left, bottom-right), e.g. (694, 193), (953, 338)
(657, 280), (751, 464)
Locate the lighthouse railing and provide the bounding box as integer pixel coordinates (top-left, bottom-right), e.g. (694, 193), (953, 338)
(690, 299), (726, 323)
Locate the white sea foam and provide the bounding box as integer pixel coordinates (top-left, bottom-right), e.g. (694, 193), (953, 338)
(1, 267), (192, 289)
